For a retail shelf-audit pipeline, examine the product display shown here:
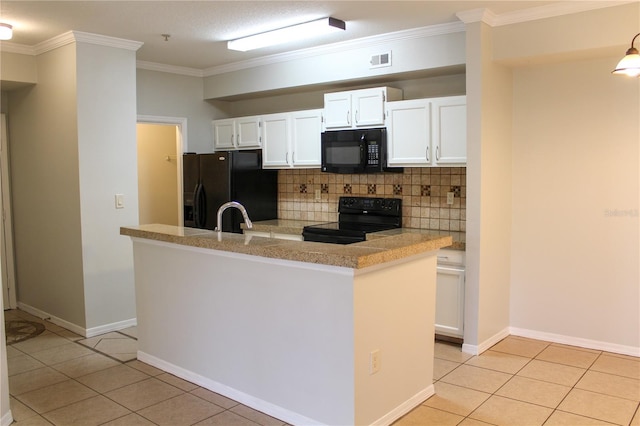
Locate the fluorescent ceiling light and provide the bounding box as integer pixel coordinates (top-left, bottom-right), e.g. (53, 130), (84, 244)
(0, 23), (13, 41)
(228, 17), (346, 52)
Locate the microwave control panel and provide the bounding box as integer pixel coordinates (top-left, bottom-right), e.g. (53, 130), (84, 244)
(367, 141), (380, 165)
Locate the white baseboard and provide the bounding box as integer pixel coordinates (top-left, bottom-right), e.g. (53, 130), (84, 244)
(462, 327), (510, 355)
(138, 350), (431, 426)
(1, 411), (13, 426)
(85, 318), (137, 338)
(371, 385), (434, 426)
(510, 327), (640, 357)
(16, 302), (136, 338)
(137, 351), (324, 426)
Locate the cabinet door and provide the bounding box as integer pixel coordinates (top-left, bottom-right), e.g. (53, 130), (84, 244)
(212, 119), (236, 150)
(386, 99), (431, 167)
(435, 266), (465, 338)
(291, 109), (322, 168)
(431, 96), (466, 165)
(323, 92), (351, 129)
(236, 116), (262, 149)
(353, 88), (385, 127)
(262, 113), (291, 168)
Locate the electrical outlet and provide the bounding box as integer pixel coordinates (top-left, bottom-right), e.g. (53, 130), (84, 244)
(315, 189), (321, 201)
(446, 192), (454, 205)
(370, 349), (380, 375)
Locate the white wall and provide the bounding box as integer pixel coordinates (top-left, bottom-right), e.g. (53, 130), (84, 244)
(500, 2), (640, 354)
(463, 21), (513, 353)
(8, 43), (87, 327)
(76, 41), (139, 330)
(203, 29), (465, 99)
(510, 55), (639, 352)
(0, 298), (11, 426)
(136, 69), (221, 153)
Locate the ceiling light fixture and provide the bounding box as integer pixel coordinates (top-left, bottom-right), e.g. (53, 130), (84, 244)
(0, 23), (13, 41)
(228, 17), (346, 52)
(612, 32), (640, 77)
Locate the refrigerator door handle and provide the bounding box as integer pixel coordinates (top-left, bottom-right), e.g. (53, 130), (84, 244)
(194, 183), (206, 228)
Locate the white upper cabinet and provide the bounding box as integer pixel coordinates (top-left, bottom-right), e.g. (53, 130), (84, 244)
(387, 95), (466, 167)
(386, 99), (431, 167)
(324, 87), (402, 129)
(290, 109), (322, 168)
(262, 113), (291, 168)
(262, 109), (322, 169)
(212, 116), (261, 151)
(431, 96), (467, 165)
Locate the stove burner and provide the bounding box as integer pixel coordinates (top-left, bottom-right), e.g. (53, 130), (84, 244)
(302, 197), (402, 244)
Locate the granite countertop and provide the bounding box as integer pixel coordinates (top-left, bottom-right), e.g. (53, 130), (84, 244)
(121, 224), (453, 269)
(246, 219), (466, 251)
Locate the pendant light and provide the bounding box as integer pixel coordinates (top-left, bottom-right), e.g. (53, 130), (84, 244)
(0, 23), (12, 41)
(612, 33), (640, 77)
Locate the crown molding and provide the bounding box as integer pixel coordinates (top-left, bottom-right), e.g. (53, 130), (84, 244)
(0, 41), (35, 55)
(136, 60), (204, 78)
(31, 30), (143, 56)
(456, 8), (498, 26)
(72, 31), (144, 51)
(202, 21), (465, 77)
(457, 0), (635, 27)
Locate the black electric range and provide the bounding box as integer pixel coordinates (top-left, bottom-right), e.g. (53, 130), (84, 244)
(302, 196), (402, 245)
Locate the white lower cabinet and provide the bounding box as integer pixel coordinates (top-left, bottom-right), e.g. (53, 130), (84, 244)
(435, 249), (465, 338)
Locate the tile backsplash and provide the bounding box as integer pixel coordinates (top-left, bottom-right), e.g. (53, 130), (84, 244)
(277, 167), (466, 231)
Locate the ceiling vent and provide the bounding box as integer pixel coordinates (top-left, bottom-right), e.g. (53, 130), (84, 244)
(370, 51), (391, 69)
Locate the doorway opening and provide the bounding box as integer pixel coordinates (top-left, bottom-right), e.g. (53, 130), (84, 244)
(136, 116), (186, 227)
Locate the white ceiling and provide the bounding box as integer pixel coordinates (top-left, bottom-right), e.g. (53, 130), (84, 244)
(0, 1), (623, 72)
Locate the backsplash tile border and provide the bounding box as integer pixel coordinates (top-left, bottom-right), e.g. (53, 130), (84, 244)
(277, 167), (466, 232)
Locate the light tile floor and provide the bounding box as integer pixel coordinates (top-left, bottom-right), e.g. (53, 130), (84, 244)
(5, 308), (640, 426)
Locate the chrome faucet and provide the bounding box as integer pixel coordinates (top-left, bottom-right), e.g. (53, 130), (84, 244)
(214, 201), (253, 232)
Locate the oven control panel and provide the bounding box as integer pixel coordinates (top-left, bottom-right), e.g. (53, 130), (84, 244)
(339, 196), (401, 216)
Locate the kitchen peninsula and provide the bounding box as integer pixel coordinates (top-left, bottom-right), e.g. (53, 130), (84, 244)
(121, 224), (452, 425)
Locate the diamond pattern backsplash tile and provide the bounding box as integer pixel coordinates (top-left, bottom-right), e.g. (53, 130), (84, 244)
(277, 167), (466, 230)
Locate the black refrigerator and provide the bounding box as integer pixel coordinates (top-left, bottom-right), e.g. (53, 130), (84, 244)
(183, 150), (278, 233)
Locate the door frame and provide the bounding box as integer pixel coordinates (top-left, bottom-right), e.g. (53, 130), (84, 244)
(1, 113), (17, 309)
(137, 115), (187, 226)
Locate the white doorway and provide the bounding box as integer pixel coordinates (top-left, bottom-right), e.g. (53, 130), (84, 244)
(1, 114), (17, 309)
(136, 116), (186, 227)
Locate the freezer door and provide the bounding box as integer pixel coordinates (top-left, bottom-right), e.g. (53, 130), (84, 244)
(199, 153), (231, 231)
(182, 154), (200, 228)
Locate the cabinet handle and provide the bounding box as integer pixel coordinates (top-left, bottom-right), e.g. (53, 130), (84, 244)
(231, 134), (234, 145)
(426, 146), (430, 162)
(355, 110), (359, 124)
(347, 111), (351, 125)
(292, 151), (295, 164)
(437, 256), (449, 261)
(286, 152), (289, 165)
(436, 146), (440, 161)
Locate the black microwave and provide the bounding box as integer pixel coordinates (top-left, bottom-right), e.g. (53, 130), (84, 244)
(321, 128), (402, 174)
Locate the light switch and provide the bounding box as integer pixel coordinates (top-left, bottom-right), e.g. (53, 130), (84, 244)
(115, 194), (124, 209)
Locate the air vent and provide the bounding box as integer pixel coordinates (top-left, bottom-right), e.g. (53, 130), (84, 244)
(370, 51), (391, 69)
